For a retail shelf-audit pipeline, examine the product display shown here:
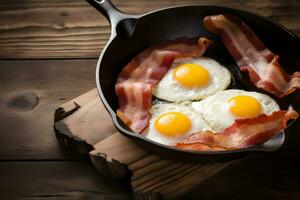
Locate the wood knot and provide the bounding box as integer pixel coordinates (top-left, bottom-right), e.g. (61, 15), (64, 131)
(2, 91), (39, 111)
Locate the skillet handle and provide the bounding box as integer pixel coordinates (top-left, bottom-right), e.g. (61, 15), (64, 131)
(86, 0), (138, 37)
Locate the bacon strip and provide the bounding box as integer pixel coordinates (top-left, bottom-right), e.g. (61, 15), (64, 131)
(203, 14), (300, 97)
(116, 37), (212, 133)
(177, 110), (298, 151)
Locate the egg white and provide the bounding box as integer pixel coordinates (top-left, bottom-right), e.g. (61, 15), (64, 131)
(152, 57), (231, 102)
(190, 89), (280, 132)
(142, 103), (211, 146)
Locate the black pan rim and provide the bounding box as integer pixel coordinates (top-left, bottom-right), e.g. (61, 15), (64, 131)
(95, 4), (299, 156)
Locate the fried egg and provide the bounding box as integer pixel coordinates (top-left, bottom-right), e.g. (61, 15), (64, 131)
(142, 103), (211, 145)
(190, 89), (280, 131)
(152, 57), (231, 102)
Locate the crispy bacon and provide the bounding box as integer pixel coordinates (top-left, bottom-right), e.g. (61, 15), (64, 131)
(177, 110), (298, 151)
(116, 37), (212, 133)
(203, 14), (300, 97)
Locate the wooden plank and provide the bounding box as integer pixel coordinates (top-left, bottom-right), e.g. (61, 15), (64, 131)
(54, 87), (300, 199)
(182, 157), (300, 200)
(53, 87), (237, 199)
(0, 161), (131, 200)
(55, 89), (99, 122)
(0, 158), (299, 200)
(0, 0), (299, 59)
(63, 131), (235, 199)
(90, 133), (151, 179)
(0, 59), (97, 160)
(54, 89), (117, 154)
(90, 133), (235, 199)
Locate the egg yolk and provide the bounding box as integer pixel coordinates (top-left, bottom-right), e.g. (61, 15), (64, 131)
(173, 63), (210, 88)
(154, 112), (191, 137)
(228, 95), (262, 118)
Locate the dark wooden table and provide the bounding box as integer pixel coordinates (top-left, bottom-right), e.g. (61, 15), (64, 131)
(0, 0), (299, 199)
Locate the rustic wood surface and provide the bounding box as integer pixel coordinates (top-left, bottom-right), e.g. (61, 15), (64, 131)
(92, 134), (235, 200)
(0, 161), (132, 200)
(0, 0), (299, 59)
(54, 89), (300, 199)
(0, 59), (96, 160)
(0, 0), (299, 199)
(54, 90), (237, 199)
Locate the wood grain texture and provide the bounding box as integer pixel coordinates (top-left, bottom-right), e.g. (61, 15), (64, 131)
(90, 133), (150, 180)
(0, 59), (97, 160)
(54, 90), (237, 199)
(54, 89), (117, 154)
(91, 133), (235, 199)
(53, 85), (300, 199)
(1, 158), (299, 200)
(55, 89), (116, 146)
(0, 161), (131, 200)
(0, 1), (299, 199)
(0, 0), (299, 59)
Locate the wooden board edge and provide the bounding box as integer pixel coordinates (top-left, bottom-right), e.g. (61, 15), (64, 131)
(54, 124), (94, 155)
(53, 89), (97, 154)
(54, 89), (98, 123)
(89, 152), (164, 199)
(89, 151), (132, 180)
(54, 101), (81, 123)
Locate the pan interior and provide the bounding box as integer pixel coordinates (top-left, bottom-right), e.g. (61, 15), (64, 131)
(97, 6), (299, 152)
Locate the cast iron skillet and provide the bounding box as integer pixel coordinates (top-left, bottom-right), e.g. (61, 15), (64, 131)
(87, 0), (299, 161)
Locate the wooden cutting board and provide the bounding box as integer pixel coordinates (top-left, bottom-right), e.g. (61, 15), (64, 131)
(54, 89), (241, 200)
